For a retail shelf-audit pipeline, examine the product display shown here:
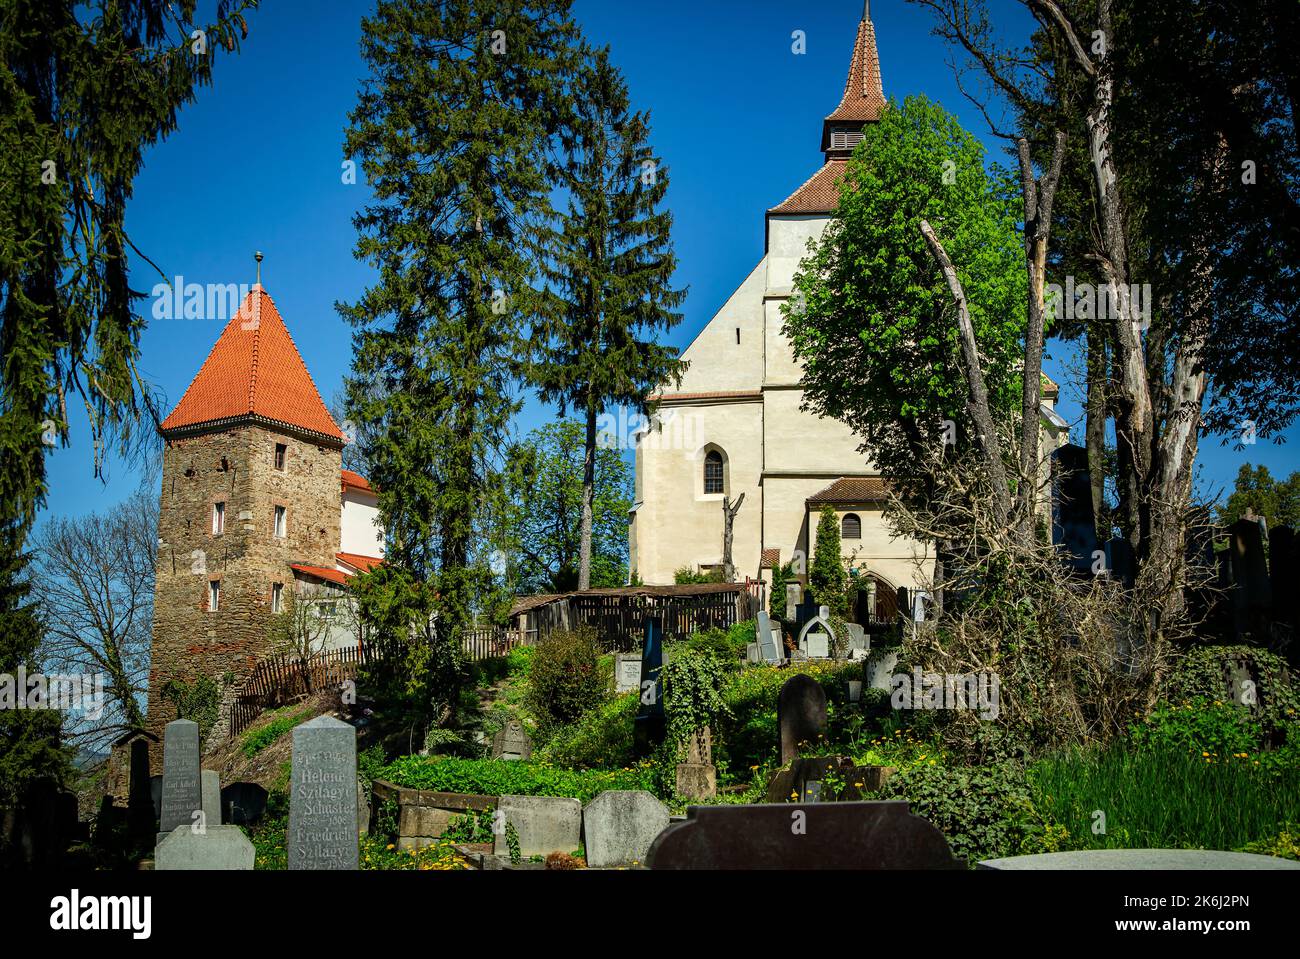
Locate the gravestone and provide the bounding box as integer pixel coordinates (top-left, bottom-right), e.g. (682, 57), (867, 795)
(1051, 443), (1101, 574)
(614, 652), (643, 694)
(201, 770), (221, 826)
(797, 606), (835, 659)
(221, 782), (269, 827)
(794, 595), (820, 634)
(845, 622), (867, 654)
(633, 617), (666, 758)
(1229, 519), (1271, 639)
(288, 716), (359, 870)
(158, 719), (201, 844)
(582, 790), (670, 867)
(491, 720), (533, 761)
(1269, 526), (1296, 633)
(756, 610), (782, 664)
(646, 801), (963, 870)
(778, 674), (828, 764)
(156, 825), (255, 870)
(493, 795), (582, 859)
(126, 737), (156, 844)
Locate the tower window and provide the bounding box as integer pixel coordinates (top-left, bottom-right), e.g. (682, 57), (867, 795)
(208, 580), (221, 613)
(274, 443), (287, 471)
(842, 513), (862, 540)
(736, 327), (741, 344)
(271, 582), (284, 614)
(212, 502), (225, 535)
(704, 450), (724, 495)
(273, 505), (287, 538)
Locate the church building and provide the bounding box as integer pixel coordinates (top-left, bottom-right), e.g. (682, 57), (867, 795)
(629, 5), (1062, 617)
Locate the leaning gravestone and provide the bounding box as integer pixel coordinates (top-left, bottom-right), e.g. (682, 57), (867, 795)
(288, 716), (359, 870)
(493, 795), (582, 859)
(582, 790), (670, 867)
(201, 770), (221, 826)
(756, 610), (783, 664)
(646, 801), (962, 870)
(778, 674), (828, 765)
(633, 617), (666, 758)
(158, 719), (201, 845)
(491, 720), (533, 761)
(156, 825), (254, 871)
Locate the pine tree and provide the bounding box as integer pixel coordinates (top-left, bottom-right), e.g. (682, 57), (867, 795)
(810, 505), (848, 617)
(532, 47), (686, 590)
(341, 0), (579, 651)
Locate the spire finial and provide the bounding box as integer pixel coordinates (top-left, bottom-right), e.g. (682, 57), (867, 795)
(863, 0), (870, 20)
(254, 250), (263, 288)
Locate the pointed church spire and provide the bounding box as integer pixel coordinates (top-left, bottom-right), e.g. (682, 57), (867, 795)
(821, 5), (886, 159)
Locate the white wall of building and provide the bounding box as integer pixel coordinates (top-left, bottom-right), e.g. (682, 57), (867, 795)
(340, 489), (384, 558)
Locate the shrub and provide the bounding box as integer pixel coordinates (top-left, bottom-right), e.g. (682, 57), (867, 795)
(240, 705), (314, 758)
(1166, 645), (1300, 737)
(878, 761), (1041, 865)
(538, 694), (639, 770)
(443, 809), (495, 844)
(674, 566), (724, 584)
(1240, 824), (1300, 861)
(526, 627), (606, 733)
(663, 649), (732, 749)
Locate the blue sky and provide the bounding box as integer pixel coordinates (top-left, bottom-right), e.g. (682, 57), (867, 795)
(39, 0), (1299, 527)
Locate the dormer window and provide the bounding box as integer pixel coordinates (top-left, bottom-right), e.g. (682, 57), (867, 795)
(829, 127), (864, 152)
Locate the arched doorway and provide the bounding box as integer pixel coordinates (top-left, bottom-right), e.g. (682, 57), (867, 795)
(851, 573), (898, 629)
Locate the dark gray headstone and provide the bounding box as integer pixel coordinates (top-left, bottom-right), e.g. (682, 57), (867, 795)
(491, 720), (533, 761)
(288, 716), (359, 870)
(201, 770), (221, 826)
(646, 801), (963, 870)
(159, 719), (201, 837)
(778, 674), (827, 765)
(1051, 443), (1100, 574)
(1229, 519), (1271, 639)
(756, 611), (782, 663)
(221, 782), (269, 827)
(633, 617), (666, 758)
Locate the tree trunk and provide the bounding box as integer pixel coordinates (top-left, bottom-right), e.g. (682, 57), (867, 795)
(920, 219), (1011, 527)
(1085, 322), (1109, 544)
(722, 493), (745, 582)
(578, 397), (596, 590)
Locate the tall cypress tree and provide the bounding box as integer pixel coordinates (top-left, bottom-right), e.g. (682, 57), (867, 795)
(341, 0), (578, 645)
(533, 48), (686, 590)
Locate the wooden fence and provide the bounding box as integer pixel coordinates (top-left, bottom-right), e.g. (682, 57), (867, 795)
(226, 644), (378, 738)
(460, 627), (527, 662)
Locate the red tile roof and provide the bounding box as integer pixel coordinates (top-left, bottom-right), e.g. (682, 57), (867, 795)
(341, 470), (374, 494)
(160, 286), (345, 443)
(761, 548), (781, 568)
(769, 160), (850, 215)
(807, 476), (889, 505)
(291, 564), (351, 587)
(336, 552), (382, 573)
(825, 17), (886, 126)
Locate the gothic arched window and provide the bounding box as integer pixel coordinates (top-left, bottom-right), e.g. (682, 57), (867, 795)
(704, 450), (724, 495)
(842, 513), (862, 540)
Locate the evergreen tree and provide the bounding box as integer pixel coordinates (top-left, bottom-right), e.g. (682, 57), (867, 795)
(810, 505), (849, 617)
(770, 561), (790, 619)
(532, 47), (685, 590)
(502, 420), (632, 594)
(340, 0), (579, 663)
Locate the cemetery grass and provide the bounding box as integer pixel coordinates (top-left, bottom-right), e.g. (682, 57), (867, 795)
(1027, 741), (1300, 854)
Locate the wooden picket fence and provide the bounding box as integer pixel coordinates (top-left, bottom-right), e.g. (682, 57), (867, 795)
(460, 626), (527, 662)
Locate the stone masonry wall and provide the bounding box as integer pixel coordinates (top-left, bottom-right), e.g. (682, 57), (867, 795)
(145, 423), (343, 767)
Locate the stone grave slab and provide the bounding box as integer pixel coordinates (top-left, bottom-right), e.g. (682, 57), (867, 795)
(288, 716), (359, 870)
(493, 795), (582, 859)
(778, 674), (827, 764)
(155, 825), (254, 870)
(582, 790), (670, 867)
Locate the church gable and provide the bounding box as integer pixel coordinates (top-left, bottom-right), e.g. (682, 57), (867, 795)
(668, 259), (768, 396)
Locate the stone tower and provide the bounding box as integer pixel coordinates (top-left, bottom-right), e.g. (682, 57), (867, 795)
(145, 284), (346, 749)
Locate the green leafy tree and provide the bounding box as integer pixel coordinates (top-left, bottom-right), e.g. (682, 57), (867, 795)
(1220, 465), (1300, 530)
(502, 420), (632, 594)
(770, 561), (791, 619)
(533, 47), (685, 589)
(784, 95), (1026, 512)
(340, 0), (578, 645)
(810, 505), (848, 617)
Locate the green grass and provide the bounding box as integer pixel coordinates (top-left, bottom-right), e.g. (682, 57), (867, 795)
(1028, 742), (1300, 853)
(378, 755), (654, 803)
(240, 705), (315, 758)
